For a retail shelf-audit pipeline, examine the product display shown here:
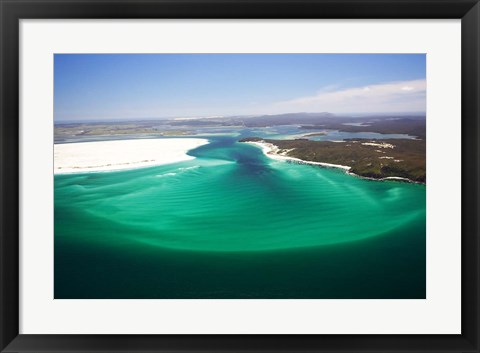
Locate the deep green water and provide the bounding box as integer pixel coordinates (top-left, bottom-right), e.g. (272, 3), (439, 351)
(54, 134), (426, 298)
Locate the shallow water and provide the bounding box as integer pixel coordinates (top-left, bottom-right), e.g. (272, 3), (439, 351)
(54, 133), (426, 298)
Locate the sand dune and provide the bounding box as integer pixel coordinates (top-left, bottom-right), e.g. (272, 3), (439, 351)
(54, 138), (209, 174)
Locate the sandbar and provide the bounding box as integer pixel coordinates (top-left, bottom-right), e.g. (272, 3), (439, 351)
(54, 138), (209, 174)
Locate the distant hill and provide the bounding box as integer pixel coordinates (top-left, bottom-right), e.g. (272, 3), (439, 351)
(244, 112), (336, 127)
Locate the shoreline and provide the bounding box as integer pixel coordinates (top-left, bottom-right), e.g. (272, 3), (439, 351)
(245, 140), (422, 184)
(244, 141), (352, 171)
(54, 138), (209, 174)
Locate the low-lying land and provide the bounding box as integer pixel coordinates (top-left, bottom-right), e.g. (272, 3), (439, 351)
(244, 113), (425, 139)
(241, 137), (426, 183)
(300, 117), (426, 140)
(55, 123), (195, 141)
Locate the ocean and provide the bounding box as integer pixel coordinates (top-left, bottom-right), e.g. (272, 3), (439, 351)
(54, 132), (426, 298)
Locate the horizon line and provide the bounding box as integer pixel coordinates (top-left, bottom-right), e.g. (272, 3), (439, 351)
(54, 111), (427, 124)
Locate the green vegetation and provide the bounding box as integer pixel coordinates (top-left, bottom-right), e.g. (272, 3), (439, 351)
(241, 137), (426, 183)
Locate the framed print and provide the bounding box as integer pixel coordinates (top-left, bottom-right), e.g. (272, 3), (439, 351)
(1, 0), (479, 352)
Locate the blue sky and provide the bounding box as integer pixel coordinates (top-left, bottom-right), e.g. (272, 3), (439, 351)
(54, 54), (426, 122)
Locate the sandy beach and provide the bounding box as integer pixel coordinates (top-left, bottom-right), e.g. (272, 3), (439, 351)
(54, 138), (209, 174)
(245, 140), (352, 171)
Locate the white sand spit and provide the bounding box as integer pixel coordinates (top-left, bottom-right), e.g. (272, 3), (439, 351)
(245, 140), (351, 171)
(54, 138), (209, 174)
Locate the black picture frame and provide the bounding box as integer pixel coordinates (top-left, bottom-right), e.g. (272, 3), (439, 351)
(1, 0), (479, 352)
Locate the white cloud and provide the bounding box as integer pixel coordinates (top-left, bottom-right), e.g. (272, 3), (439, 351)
(58, 79), (426, 121)
(268, 79), (426, 114)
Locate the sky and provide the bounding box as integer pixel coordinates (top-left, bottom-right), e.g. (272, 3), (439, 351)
(54, 54), (426, 122)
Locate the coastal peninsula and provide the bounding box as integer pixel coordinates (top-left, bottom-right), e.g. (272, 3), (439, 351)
(241, 137), (426, 183)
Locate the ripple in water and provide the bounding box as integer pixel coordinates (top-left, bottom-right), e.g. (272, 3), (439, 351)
(55, 136), (426, 252)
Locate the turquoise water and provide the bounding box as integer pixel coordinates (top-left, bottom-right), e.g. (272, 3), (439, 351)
(54, 133), (426, 298)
